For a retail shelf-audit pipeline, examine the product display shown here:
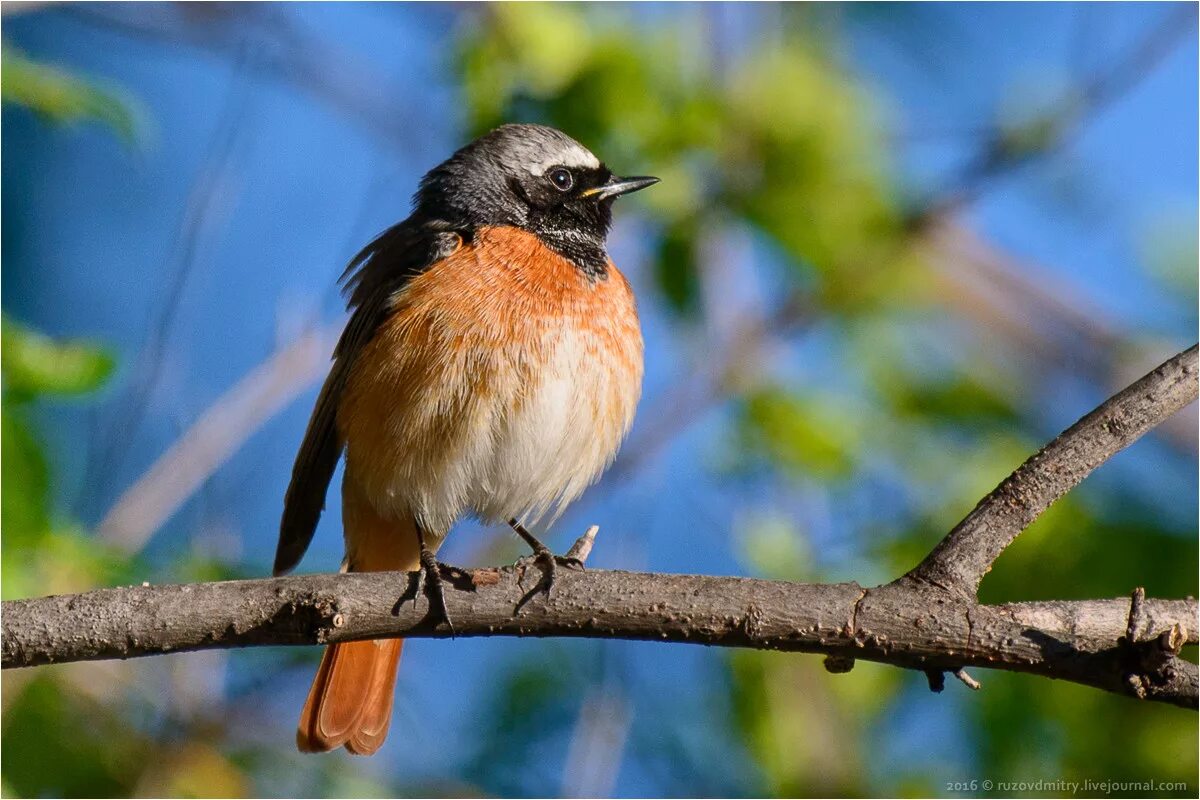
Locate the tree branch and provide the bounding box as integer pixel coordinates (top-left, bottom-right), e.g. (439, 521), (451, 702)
(910, 344), (1198, 594)
(3, 566), (1196, 708)
(3, 347), (1197, 711)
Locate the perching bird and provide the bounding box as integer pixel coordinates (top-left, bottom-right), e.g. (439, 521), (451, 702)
(274, 124), (655, 755)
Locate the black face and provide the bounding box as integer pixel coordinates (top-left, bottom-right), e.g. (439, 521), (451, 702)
(413, 124), (658, 278)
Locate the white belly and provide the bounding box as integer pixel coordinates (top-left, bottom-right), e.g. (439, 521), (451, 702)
(468, 326), (626, 526)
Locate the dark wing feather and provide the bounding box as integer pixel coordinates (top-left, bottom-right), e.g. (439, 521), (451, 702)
(273, 219), (464, 575)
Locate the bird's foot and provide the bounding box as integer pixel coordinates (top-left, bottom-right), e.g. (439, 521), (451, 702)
(415, 548), (456, 635)
(509, 519), (584, 610)
(514, 549), (585, 595)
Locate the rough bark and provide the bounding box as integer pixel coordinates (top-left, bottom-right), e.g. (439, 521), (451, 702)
(3, 566), (1197, 708)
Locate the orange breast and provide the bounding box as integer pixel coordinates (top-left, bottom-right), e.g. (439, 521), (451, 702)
(337, 225), (643, 537)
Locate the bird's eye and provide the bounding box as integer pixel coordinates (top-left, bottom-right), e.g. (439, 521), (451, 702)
(548, 167), (574, 192)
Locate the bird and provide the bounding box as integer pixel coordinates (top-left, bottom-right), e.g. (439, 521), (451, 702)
(274, 123), (656, 755)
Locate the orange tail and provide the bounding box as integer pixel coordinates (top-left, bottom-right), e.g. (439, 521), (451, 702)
(297, 638), (404, 755)
(297, 481), (420, 755)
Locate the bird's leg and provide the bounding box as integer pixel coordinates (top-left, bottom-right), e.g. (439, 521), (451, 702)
(509, 519), (584, 598)
(415, 523), (454, 633)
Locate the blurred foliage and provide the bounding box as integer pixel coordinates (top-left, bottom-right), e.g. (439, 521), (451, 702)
(1, 44), (142, 144)
(1, 316), (116, 399)
(0, 320), (339, 796)
(1140, 211), (1200, 301)
(462, 648), (595, 795)
(3, 672), (154, 797)
(0, 317), (126, 600)
(2, 3), (1196, 798)
(737, 387), (865, 478)
(0, 320), (157, 798)
(0, 66), (285, 798)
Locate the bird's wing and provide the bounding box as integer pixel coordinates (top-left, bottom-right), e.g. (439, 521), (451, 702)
(273, 219), (464, 575)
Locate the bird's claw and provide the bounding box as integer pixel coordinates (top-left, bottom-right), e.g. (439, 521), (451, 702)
(417, 549), (455, 635)
(515, 550), (584, 599)
(509, 519), (586, 612)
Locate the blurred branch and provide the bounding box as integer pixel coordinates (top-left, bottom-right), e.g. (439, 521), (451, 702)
(922, 3), (1194, 217)
(923, 221), (1198, 453)
(561, 688), (631, 799)
(83, 53), (254, 507)
(58, 3), (432, 153)
(910, 344), (1197, 594)
(1, 3), (55, 16)
(97, 325), (339, 552)
(94, 171), (402, 552)
(6, 348), (1198, 711)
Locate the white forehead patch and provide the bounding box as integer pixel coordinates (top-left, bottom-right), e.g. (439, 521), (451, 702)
(528, 144), (600, 176)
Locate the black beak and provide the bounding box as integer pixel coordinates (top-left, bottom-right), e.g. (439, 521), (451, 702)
(582, 175), (660, 201)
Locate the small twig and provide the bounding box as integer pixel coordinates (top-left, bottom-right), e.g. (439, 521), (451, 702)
(565, 525), (600, 565)
(1122, 588), (1192, 701)
(1127, 586), (1147, 644)
(84, 54), (257, 508)
(1159, 624), (1187, 655)
(954, 668), (982, 691)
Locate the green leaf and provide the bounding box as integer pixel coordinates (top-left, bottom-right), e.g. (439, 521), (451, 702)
(736, 512), (812, 580)
(1, 44), (142, 144)
(1, 673), (145, 797)
(0, 405), (50, 548)
(654, 222), (702, 316)
(737, 387), (865, 479)
(2, 316), (116, 398)
(2, 525), (142, 602)
(893, 374), (1020, 426)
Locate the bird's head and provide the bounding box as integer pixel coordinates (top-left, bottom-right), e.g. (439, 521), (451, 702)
(414, 123), (658, 276)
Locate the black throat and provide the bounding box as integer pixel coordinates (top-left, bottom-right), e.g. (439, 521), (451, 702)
(530, 225), (609, 280)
